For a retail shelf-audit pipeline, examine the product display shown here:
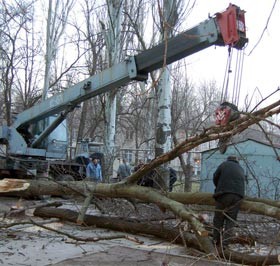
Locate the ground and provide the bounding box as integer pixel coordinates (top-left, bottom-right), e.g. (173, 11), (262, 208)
(0, 196), (279, 266)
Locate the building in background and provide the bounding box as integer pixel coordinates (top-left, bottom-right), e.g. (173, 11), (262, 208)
(200, 138), (280, 200)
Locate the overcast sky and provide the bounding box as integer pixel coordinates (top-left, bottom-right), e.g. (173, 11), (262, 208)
(184, 1), (279, 107)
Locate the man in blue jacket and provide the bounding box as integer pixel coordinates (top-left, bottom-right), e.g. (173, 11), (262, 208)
(86, 157), (103, 182)
(212, 155), (245, 247)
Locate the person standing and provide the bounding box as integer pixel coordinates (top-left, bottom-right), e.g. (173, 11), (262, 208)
(117, 158), (131, 181)
(212, 155), (245, 247)
(86, 157), (103, 182)
(169, 167), (177, 192)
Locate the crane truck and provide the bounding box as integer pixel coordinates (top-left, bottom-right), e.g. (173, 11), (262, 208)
(0, 4), (248, 180)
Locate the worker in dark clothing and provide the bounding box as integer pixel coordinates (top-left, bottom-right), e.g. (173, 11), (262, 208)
(135, 161), (155, 188)
(212, 155), (245, 247)
(169, 167), (177, 192)
(117, 158), (131, 181)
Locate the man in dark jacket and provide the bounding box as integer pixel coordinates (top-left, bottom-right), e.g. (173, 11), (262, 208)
(212, 155), (245, 247)
(169, 167), (177, 192)
(117, 158), (131, 181)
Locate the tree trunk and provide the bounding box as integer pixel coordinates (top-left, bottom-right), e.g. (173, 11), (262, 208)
(0, 178), (212, 253)
(34, 206), (201, 249)
(155, 67), (172, 158)
(1, 179), (280, 220)
(154, 1), (175, 190)
(103, 0), (123, 177)
(34, 206), (280, 265)
(184, 162), (192, 192)
(76, 100), (88, 142)
(42, 0), (52, 100)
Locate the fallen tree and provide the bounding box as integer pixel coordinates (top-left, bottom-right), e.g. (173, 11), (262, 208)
(33, 206), (201, 249)
(1, 179), (279, 220)
(1, 178), (280, 260)
(33, 205), (280, 265)
(1, 98), (280, 264)
(0, 179), (213, 252)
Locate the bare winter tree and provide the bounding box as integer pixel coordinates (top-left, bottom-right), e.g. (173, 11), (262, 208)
(117, 82), (156, 164)
(71, 0), (106, 143)
(0, 0), (36, 125)
(171, 68), (222, 191)
(115, 0), (157, 164)
(12, 6), (42, 113)
(41, 0), (76, 100)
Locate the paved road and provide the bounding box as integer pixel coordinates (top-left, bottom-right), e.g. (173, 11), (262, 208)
(51, 245), (237, 266)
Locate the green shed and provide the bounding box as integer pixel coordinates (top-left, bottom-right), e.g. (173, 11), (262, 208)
(200, 138), (280, 200)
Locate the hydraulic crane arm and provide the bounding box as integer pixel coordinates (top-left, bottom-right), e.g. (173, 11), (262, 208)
(1, 4), (247, 157)
(135, 4), (247, 74)
(12, 3), (247, 130)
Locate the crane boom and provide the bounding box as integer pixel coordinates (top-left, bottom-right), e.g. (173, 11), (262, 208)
(12, 4), (247, 130)
(0, 4), (247, 177)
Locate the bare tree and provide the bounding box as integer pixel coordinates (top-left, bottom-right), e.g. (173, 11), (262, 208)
(171, 67), (222, 191)
(0, 0), (37, 125)
(111, 0), (158, 166)
(41, 0), (76, 100)
(12, 7), (42, 113)
(101, 0), (125, 176)
(72, 0), (106, 143)
(117, 82), (156, 163)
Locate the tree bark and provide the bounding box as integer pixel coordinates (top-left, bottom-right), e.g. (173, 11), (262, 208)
(1, 178), (280, 256)
(0, 179), (211, 252)
(1, 179), (280, 220)
(34, 206), (280, 265)
(34, 206), (201, 249)
(0, 179), (280, 220)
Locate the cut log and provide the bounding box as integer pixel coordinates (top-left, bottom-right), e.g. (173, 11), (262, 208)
(222, 249), (280, 266)
(34, 206), (280, 265)
(1, 179), (279, 220)
(0, 178), (30, 192)
(168, 192), (280, 220)
(1, 178), (280, 255)
(34, 206), (201, 249)
(0, 179), (212, 252)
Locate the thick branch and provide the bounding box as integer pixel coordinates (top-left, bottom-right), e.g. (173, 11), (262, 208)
(125, 99), (280, 185)
(34, 206), (280, 265)
(1, 180), (279, 220)
(168, 192), (280, 220)
(33, 206), (201, 249)
(0, 179), (212, 252)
